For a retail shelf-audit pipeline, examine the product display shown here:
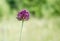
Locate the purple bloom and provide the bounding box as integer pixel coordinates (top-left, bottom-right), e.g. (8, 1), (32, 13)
(17, 9), (30, 21)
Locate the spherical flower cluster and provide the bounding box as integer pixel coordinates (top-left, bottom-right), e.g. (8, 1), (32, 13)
(17, 9), (30, 21)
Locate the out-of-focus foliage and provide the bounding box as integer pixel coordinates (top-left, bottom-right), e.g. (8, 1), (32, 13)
(0, 0), (60, 19)
(0, 7), (3, 22)
(0, 0), (60, 41)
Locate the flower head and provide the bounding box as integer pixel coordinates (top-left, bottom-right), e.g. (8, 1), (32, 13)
(17, 9), (30, 21)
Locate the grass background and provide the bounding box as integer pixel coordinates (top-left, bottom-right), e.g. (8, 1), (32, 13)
(0, 0), (60, 41)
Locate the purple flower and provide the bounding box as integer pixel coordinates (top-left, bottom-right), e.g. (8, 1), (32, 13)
(17, 9), (30, 21)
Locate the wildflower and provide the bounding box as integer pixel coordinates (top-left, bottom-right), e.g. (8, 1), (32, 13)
(16, 9), (30, 41)
(17, 9), (30, 21)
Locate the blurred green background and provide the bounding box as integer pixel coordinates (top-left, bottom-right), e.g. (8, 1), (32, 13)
(0, 0), (60, 41)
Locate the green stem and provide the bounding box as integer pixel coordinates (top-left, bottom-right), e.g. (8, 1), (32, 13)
(19, 20), (24, 41)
